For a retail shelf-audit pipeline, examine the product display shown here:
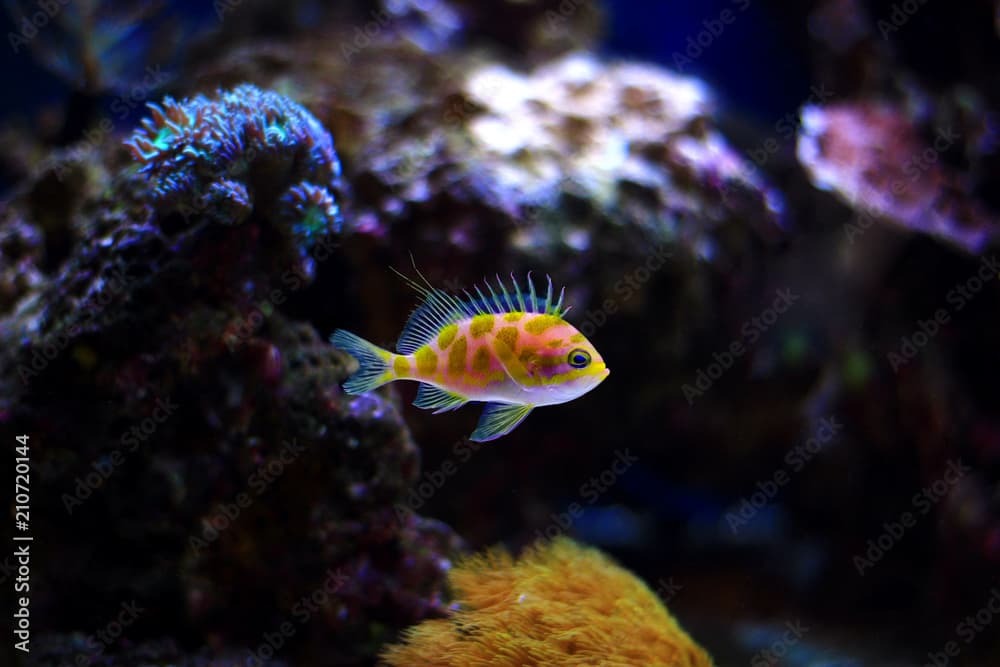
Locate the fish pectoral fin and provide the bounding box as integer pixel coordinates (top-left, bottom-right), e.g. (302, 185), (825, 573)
(413, 383), (469, 414)
(470, 403), (534, 442)
(495, 343), (532, 389)
(498, 360), (527, 390)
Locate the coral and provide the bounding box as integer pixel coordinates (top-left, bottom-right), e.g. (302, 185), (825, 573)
(279, 181), (343, 248)
(350, 51), (783, 252)
(0, 82), (458, 665)
(125, 84), (345, 248)
(797, 102), (997, 253)
(0, 211), (45, 314)
(427, 0), (605, 59)
(7, 2), (1000, 662)
(380, 537), (713, 666)
(376, 0), (465, 54)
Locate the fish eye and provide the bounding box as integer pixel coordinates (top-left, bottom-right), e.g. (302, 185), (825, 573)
(568, 348), (591, 368)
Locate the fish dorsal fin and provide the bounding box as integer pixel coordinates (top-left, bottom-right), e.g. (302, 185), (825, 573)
(395, 288), (467, 355)
(461, 271), (568, 318)
(413, 383), (468, 413)
(393, 263), (570, 355)
(470, 402), (534, 442)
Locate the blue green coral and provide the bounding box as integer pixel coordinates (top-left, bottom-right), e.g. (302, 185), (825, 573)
(124, 84), (344, 245)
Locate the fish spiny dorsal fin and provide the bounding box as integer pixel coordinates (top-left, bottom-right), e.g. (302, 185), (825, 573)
(465, 273), (569, 317)
(490, 272), (570, 316)
(473, 285), (494, 314)
(527, 271), (538, 313)
(511, 273), (526, 312)
(495, 275), (514, 312)
(393, 259), (469, 354)
(555, 285), (566, 315)
(485, 280), (504, 314)
(393, 260), (573, 354)
(459, 287), (488, 316)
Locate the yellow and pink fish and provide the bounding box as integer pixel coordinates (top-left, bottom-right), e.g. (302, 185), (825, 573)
(331, 268), (609, 441)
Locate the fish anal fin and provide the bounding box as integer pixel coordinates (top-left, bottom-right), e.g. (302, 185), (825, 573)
(413, 383), (468, 414)
(470, 402), (534, 442)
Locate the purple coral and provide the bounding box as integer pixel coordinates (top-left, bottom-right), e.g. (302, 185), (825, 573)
(796, 102), (996, 253)
(125, 84), (344, 243)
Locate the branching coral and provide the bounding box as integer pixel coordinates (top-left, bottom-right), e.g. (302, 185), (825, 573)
(124, 83), (344, 246)
(380, 537), (713, 667)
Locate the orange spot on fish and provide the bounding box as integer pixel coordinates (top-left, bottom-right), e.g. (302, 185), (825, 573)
(471, 346), (490, 374)
(524, 314), (561, 334)
(438, 324), (458, 349)
(415, 346), (438, 374)
(470, 314), (495, 337)
(449, 336), (468, 374)
(394, 356), (410, 375)
(496, 326), (518, 351)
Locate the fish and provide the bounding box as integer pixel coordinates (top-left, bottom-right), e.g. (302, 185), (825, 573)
(330, 267), (610, 442)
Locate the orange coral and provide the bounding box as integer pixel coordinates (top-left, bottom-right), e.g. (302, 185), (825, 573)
(380, 537), (713, 667)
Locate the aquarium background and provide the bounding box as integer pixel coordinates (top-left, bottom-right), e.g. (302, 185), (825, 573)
(2, 0), (999, 665)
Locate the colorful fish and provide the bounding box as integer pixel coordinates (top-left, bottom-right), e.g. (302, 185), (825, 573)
(331, 269), (610, 442)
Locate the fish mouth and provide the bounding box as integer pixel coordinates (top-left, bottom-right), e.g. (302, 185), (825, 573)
(599, 367), (610, 381)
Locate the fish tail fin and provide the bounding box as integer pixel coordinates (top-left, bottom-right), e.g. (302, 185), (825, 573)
(331, 329), (395, 394)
